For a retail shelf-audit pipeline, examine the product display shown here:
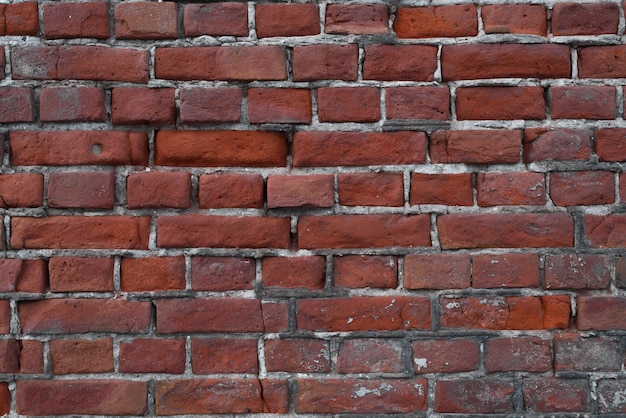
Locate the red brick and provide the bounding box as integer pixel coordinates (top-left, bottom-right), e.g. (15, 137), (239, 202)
(43, 2), (109, 39)
(0, 301), (9, 334)
(192, 257), (255, 291)
(50, 338), (113, 374)
(11, 216), (150, 250)
(404, 254), (471, 290)
(334, 255), (397, 288)
(0, 173), (43, 208)
(184, 3), (248, 37)
(17, 380), (147, 416)
(266, 339), (329, 373)
(0, 87), (34, 122)
(578, 296), (626, 330)
(40, 87), (105, 122)
(586, 214), (626, 247)
(430, 129), (521, 164)
(0, 339), (19, 373)
(555, 334), (622, 372)
(158, 215), (290, 249)
(338, 172), (404, 207)
(19, 299), (151, 334)
(157, 298), (263, 333)
(317, 87), (380, 123)
(292, 44), (358, 81)
(3, 2), (38, 35)
(248, 88), (312, 124)
(486, 337), (551, 373)
(112, 88), (175, 126)
(19, 340), (44, 374)
(10, 130), (148, 166)
(473, 253), (540, 288)
(436, 379), (514, 413)
(478, 172), (545, 206)
(443, 44), (569, 80)
(179, 88), (242, 124)
(551, 171), (614, 206)
(267, 174), (334, 208)
(256, 4), (319, 38)
(412, 339), (479, 373)
(394, 4), (477, 38)
(482, 4), (547, 36)
(127, 171), (191, 209)
(0, 259), (46, 293)
(597, 128), (626, 161)
(198, 173), (264, 209)
(338, 339), (402, 373)
(551, 86), (616, 119)
(262, 256), (326, 290)
(598, 379), (626, 413)
(48, 171), (115, 209)
(296, 378), (427, 414)
(438, 213), (574, 249)
(293, 131), (427, 166)
(622, 173), (626, 203)
(120, 338), (185, 374)
(155, 46), (286, 81)
(410, 173), (473, 206)
(579, 45), (626, 78)
(385, 86), (450, 120)
(121, 256), (185, 292)
(0, 47), (4, 78)
(456, 86), (545, 120)
(298, 214), (430, 249)
(325, 4), (388, 34)
(155, 130), (286, 167)
(364, 45), (437, 81)
(617, 255), (626, 288)
(297, 297), (430, 331)
(115, 1), (177, 39)
(262, 301), (288, 333)
(523, 378), (588, 413)
(546, 254), (611, 290)
(524, 128), (591, 162)
(192, 338), (257, 374)
(49, 257), (114, 292)
(552, 2), (619, 36)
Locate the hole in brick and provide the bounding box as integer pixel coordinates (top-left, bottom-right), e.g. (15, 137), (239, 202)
(92, 144), (102, 155)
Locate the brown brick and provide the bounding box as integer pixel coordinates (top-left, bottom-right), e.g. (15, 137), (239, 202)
(192, 257), (255, 291)
(430, 129), (521, 164)
(120, 339), (185, 374)
(482, 4), (547, 36)
(112, 88), (176, 126)
(184, 3), (248, 37)
(248, 88), (312, 124)
(121, 256), (186, 292)
(262, 256), (326, 290)
(334, 255), (397, 288)
(317, 87), (380, 123)
(40, 87), (106, 122)
(50, 338), (113, 374)
(114, 1), (177, 39)
(292, 44), (358, 81)
(325, 4), (388, 34)
(266, 339), (330, 373)
(256, 4), (319, 38)
(192, 338), (258, 374)
(473, 253), (540, 288)
(267, 174), (334, 208)
(404, 254), (471, 290)
(127, 171), (191, 209)
(44, 2), (110, 39)
(410, 173), (473, 206)
(456, 86), (545, 120)
(551, 86), (616, 120)
(395, 5), (477, 38)
(412, 339), (479, 373)
(0, 173), (43, 208)
(179, 88), (242, 124)
(550, 171), (614, 206)
(477, 172), (545, 206)
(552, 2), (619, 36)
(364, 45), (437, 81)
(198, 173), (264, 209)
(385, 86), (450, 120)
(49, 257), (114, 292)
(524, 128), (591, 162)
(48, 171), (115, 209)
(337, 339), (402, 373)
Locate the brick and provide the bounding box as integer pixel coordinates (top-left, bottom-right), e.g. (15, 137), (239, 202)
(198, 174), (264, 209)
(120, 338), (185, 374)
(49, 257), (114, 292)
(412, 339), (479, 373)
(438, 213), (573, 249)
(473, 253), (540, 288)
(317, 87), (380, 123)
(298, 214), (430, 249)
(0, 173), (43, 208)
(430, 129), (521, 164)
(115, 1), (177, 39)
(477, 172), (545, 206)
(192, 257), (255, 291)
(248, 88), (312, 124)
(0, 301), (9, 334)
(334, 255), (397, 288)
(338, 339), (402, 373)
(158, 215), (290, 249)
(50, 338), (113, 374)
(443, 44), (569, 80)
(43, 2), (109, 39)
(292, 44), (358, 81)
(262, 256), (326, 290)
(2, 2), (38, 35)
(617, 256), (626, 288)
(555, 334), (622, 372)
(597, 128), (626, 161)
(486, 337), (551, 373)
(48, 171), (115, 209)
(112, 88), (176, 126)
(456, 86), (545, 120)
(19, 299), (151, 334)
(296, 378), (427, 414)
(155, 46), (286, 81)
(523, 378), (588, 413)
(0, 259), (46, 293)
(551, 86), (616, 119)
(545, 254), (611, 290)
(11, 216), (150, 250)
(0, 47), (4, 78)
(266, 339), (330, 373)
(192, 338), (257, 374)
(127, 171), (191, 209)
(19, 340), (44, 374)
(261, 301), (288, 333)
(578, 296), (626, 330)
(40, 87), (106, 122)
(579, 46), (626, 78)
(10, 130), (149, 166)
(552, 2), (619, 36)
(404, 254), (471, 290)
(524, 128), (591, 162)
(586, 215), (626, 247)
(267, 174), (334, 208)
(293, 131), (427, 166)
(0, 384), (9, 414)
(482, 4), (547, 35)
(435, 379), (514, 413)
(394, 5), (477, 38)
(157, 298), (263, 333)
(338, 172), (404, 207)
(0, 87), (34, 122)
(325, 4), (388, 34)
(598, 379), (626, 413)
(121, 256), (186, 292)
(256, 4), (319, 38)
(179, 88), (242, 124)
(0, 339), (19, 373)
(385, 86), (450, 120)
(261, 380), (288, 413)
(410, 173), (473, 206)
(297, 297), (430, 331)
(364, 45), (437, 81)
(184, 3), (248, 37)
(155, 130), (286, 167)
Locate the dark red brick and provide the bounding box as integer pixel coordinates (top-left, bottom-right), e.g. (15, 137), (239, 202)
(184, 3), (248, 37)
(325, 4), (388, 34)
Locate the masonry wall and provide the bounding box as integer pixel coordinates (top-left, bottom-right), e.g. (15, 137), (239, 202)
(0, 0), (625, 415)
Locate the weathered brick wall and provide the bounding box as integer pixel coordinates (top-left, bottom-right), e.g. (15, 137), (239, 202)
(1, 0), (625, 415)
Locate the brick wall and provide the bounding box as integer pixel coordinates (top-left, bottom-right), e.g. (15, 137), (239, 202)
(1, 0), (626, 415)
